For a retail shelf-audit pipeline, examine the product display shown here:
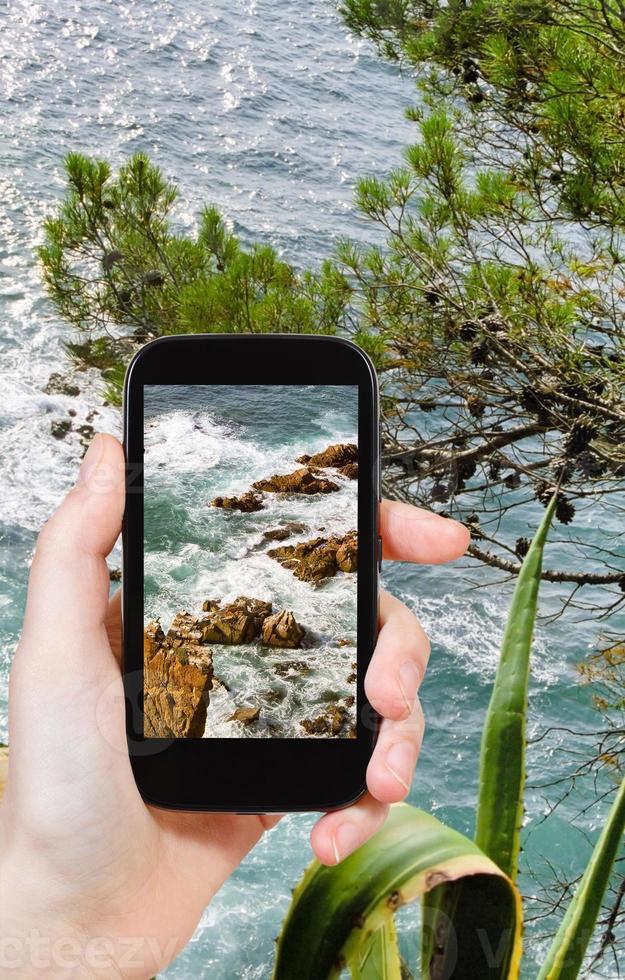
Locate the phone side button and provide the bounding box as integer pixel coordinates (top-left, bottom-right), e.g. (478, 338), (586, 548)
(377, 535), (383, 572)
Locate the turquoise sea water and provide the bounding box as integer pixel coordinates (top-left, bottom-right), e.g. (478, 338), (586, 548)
(0, 1), (622, 976)
(144, 384), (359, 738)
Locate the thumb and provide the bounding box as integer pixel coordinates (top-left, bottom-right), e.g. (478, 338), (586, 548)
(20, 433), (125, 648)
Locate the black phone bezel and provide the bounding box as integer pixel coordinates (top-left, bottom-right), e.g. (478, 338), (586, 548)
(123, 333), (380, 812)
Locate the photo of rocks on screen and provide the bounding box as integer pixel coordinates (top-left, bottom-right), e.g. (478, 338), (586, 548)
(143, 384), (358, 739)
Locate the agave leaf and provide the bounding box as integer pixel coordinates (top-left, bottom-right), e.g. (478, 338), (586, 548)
(475, 495), (557, 880)
(351, 914), (402, 980)
(273, 803), (522, 980)
(538, 773), (625, 980)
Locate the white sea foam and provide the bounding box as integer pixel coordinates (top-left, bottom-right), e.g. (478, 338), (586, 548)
(392, 583), (560, 688)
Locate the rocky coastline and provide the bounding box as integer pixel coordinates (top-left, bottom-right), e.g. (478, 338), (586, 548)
(145, 442), (358, 738)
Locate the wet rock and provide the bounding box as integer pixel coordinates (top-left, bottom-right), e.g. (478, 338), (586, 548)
(199, 596), (272, 644)
(336, 531), (358, 572)
(347, 662), (357, 684)
(231, 595), (272, 628)
(262, 521), (308, 543)
(296, 443), (358, 468)
(252, 467), (339, 495)
(43, 372), (80, 397)
(338, 462), (358, 480)
(199, 606), (258, 645)
(201, 598), (220, 613)
(167, 611), (202, 641)
(343, 695), (355, 708)
(210, 491), (264, 512)
(300, 704), (348, 736)
(268, 531), (358, 583)
(261, 610), (305, 649)
(143, 619), (213, 739)
(50, 418), (72, 440)
(76, 423), (95, 452)
(260, 689), (287, 703)
(228, 705), (260, 725)
(273, 659), (310, 676)
(211, 675), (231, 692)
(109, 567), (121, 582)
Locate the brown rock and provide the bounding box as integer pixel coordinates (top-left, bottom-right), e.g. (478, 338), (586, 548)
(143, 619), (213, 738)
(210, 491), (264, 512)
(260, 689), (287, 703)
(252, 467), (339, 495)
(228, 705), (260, 725)
(336, 531), (358, 572)
(230, 595), (272, 628)
(273, 659), (310, 676)
(338, 462), (358, 480)
(199, 607), (257, 645)
(167, 611), (202, 641)
(198, 596), (272, 644)
(51, 418), (72, 440)
(261, 610), (305, 648)
(262, 521), (308, 543)
(296, 443), (358, 468)
(43, 372), (80, 397)
(300, 704), (348, 736)
(268, 531), (358, 583)
(201, 598), (220, 613)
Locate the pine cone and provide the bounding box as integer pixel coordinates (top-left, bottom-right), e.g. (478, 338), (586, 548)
(430, 481), (450, 503)
(470, 340), (490, 366)
(515, 537), (530, 559)
(577, 451), (605, 478)
(564, 417), (598, 456)
(555, 496), (576, 525)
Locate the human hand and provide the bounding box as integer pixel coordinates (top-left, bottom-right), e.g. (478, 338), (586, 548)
(0, 434), (468, 977)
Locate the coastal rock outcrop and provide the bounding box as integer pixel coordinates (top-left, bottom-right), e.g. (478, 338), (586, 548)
(198, 596), (273, 644)
(300, 704), (349, 736)
(261, 609), (306, 648)
(338, 462), (358, 480)
(267, 531), (358, 582)
(144, 619), (213, 738)
(262, 521), (308, 542)
(228, 705), (260, 725)
(43, 372), (80, 397)
(336, 532), (358, 572)
(296, 443), (358, 468)
(273, 659), (310, 676)
(252, 467), (339, 495)
(210, 491), (264, 512)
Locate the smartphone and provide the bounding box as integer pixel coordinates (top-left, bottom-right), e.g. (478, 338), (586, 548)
(123, 334), (380, 811)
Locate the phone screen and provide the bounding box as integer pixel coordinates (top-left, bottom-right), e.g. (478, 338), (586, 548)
(143, 384), (358, 740)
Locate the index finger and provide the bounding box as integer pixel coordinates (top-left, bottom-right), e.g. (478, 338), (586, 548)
(380, 499), (469, 564)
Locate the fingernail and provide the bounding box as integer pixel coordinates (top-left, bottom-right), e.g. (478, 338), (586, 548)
(333, 823), (361, 864)
(386, 742), (413, 793)
(398, 661), (420, 715)
(77, 433), (104, 487)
